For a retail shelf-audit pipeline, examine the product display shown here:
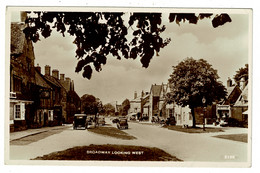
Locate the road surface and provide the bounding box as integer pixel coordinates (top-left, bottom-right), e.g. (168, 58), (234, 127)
(9, 119), (248, 163)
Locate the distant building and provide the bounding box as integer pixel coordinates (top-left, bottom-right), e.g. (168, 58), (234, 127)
(129, 91), (142, 114)
(232, 84), (248, 125)
(216, 78), (242, 121)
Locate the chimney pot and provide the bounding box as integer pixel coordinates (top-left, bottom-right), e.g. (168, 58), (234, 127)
(60, 74), (65, 81)
(227, 77), (232, 87)
(45, 65), (51, 76)
(35, 64), (41, 73)
(52, 69), (59, 79)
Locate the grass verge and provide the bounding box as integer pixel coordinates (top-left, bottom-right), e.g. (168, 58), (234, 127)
(163, 125), (224, 133)
(87, 126), (136, 140)
(33, 144), (182, 161)
(213, 133), (248, 143)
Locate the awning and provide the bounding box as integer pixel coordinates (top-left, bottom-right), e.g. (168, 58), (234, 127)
(242, 110), (248, 115)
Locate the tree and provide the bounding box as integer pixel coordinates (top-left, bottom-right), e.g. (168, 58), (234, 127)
(167, 57), (227, 127)
(81, 94), (100, 114)
(121, 99), (130, 116)
(233, 64), (248, 86)
(23, 12), (231, 79)
(103, 103), (115, 116)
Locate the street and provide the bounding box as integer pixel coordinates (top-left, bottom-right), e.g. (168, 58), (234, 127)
(9, 118), (248, 162)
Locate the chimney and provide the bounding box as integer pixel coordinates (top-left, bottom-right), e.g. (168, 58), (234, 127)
(60, 74), (65, 81)
(52, 69), (59, 79)
(35, 64), (41, 73)
(141, 90), (144, 97)
(70, 80), (74, 91)
(45, 65), (51, 76)
(227, 77), (232, 87)
(20, 11), (27, 23)
(134, 91), (137, 99)
(65, 77), (71, 91)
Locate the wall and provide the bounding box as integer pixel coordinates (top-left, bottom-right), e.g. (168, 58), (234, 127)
(231, 106), (248, 122)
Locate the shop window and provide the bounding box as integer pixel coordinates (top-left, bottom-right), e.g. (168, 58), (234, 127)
(48, 110), (54, 121)
(14, 103), (25, 120)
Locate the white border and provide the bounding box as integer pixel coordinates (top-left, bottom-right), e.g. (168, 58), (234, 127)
(1, 0), (259, 173)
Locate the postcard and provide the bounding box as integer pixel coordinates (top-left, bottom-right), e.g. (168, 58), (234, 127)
(5, 6), (252, 167)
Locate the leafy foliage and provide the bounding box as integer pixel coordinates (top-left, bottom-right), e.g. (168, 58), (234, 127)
(120, 99), (130, 116)
(81, 94), (101, 114)
(103, 103), (116, 116)
(23, 12), (232, 79)
(167, 58), (227, 127)
(233, 64), (248, 86)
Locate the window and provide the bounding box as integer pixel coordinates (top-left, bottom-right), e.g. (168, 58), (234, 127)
(14, 103), (25, 120)
(15, 104), (20, 119)
(48, 110), (54, 121)
(169, 109), (173, 117)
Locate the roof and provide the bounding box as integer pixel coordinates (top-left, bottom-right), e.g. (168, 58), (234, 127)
(226, 85), (236, 99)
(35, 69), (52, 89)
(44, 75), (63, 88)
(130, 96), (141, 102)
(234, 85), (248, 107)
(150, 84), (162, 97)
(11, 23), (26, 55)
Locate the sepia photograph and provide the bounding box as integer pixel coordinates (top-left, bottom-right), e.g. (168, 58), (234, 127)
(4, 6), (252, 168)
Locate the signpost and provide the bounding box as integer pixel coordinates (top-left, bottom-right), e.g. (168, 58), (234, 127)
(202, 96), (206, 131)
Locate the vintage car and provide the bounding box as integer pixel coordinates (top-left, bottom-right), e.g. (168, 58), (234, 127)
(117, 118), (128, 129)
(112, 118), (120, 124)
(73, 114), (87, 130)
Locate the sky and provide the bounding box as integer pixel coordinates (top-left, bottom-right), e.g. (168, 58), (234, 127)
(10, 10), (250, 105)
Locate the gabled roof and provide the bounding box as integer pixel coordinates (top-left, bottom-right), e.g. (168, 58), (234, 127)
(150, 84), (162, 97)
(44, 75), (63, 88)
(234, 85), (248, 107)
(35, 68), (52, 89)
(11, 23), (26, 55)
(222, 85), (242, 105)
(226, 85), (236, 99)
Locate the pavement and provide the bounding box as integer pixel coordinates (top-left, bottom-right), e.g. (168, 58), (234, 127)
(9, 124), (72, 141)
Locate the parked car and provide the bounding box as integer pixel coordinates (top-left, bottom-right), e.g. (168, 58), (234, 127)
(112, 118), (119, 124)
(73, 114), (87, 130)
(117, 118), (128, 129)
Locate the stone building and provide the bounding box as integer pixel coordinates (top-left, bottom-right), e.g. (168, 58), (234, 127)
(10, 22), (36, 131)
(9, 20), (81, 131)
